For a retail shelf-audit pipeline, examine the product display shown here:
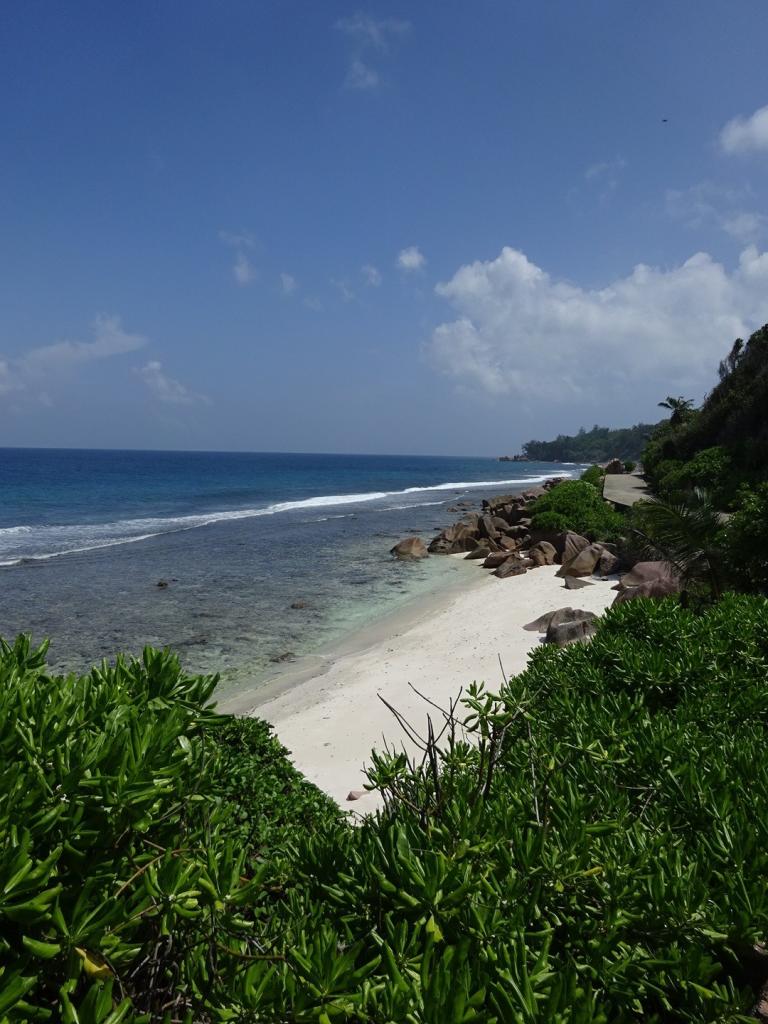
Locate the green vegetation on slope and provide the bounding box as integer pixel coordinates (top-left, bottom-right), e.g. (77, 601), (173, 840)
(3, 592), (768, 1020)
(522, 422), (658, 463)
(529, 479), (625, 541)
(642, 323), (768, 508)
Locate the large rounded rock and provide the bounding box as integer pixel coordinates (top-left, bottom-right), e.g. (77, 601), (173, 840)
(505, 524), (531, 539)
(498, 535), (523, 552)
(428, 537), (452, 554)
(616, 561), (679, 590)
(598, 549), (621, 576)
(483, 551), (512, 569)
(604, 458), (624, 474)
(556, 543), (603, 578)
(545, 618), (597, 646)
(390, 537), (428, 560)
(613, 578), (680, 604)
(465, 545), (492, 560)
(529, 541), (557, 566)
(478, 515), (501, 541)
(493, 557), (529, 579)
(443, 524), (478, 544)
(562, 531), (591, 564)
(524, 607), (597, 632)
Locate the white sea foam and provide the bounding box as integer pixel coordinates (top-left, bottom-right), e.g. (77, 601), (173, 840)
(0, 471), (576, 566)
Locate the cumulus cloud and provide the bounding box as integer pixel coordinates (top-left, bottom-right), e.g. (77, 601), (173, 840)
(361, 263), (382, 286)
(0, 315), (147, 398)
(397, 246), (425, 271)
(138, 361), (210, 405)
(428, 245), (768, 400)
(720, 103), (768, 154)
(666, 181), (766, 242)
(280, 272), (297, 295)
(335, 13), (410, 90)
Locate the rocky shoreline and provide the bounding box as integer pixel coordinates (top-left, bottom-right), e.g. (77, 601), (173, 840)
(390, 476), (681, 636)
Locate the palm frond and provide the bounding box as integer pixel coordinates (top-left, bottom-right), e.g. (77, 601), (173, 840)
(630, 491), (727, 595)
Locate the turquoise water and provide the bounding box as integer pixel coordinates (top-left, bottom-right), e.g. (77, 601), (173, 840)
(0, 449), (579, 699)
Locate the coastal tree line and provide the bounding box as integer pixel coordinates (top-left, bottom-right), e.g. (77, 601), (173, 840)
(521, 422), (658, 463)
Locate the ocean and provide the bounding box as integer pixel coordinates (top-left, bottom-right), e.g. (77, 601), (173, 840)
(0, 448), (579, 701)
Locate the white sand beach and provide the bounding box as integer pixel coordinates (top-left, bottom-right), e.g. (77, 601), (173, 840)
(239, 563), (618, 812)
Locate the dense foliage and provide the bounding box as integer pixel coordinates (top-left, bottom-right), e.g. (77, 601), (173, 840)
(579, 465), (605, 489)
(529, 479), (625, 540)
(3, 594), (768, 1021)
(643, 324), (768, 507)
(522, 423), (658, 463)
(0, 638), (338, 1021)
(723, 483), (768, 594)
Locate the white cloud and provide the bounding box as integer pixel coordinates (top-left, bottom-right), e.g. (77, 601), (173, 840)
(218, 229), (256, 249)
(345, 59), (380, 90)
(335, 13), (410, 52)
(280, 272), (297, 295)
(0, 315), (148, 399)
(397, 246), (425, 272)
(720, 103), (768, 154)
(138, 360), (210, 405)
(361, 263), (382, 286)
(220, 229), (258, 285)
(20, 314), (147, 373)
(335, 13), (410, 90)
(233, 251), (257, 286)
(666, 181), (765, 242)
(721, 211), (766, 241)
(428, 245), (768, 400)
(584, 157), (626, 181)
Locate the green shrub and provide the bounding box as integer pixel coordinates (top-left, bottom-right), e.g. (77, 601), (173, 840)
(682, 445), (731, 489)
(4, 595), (768, 1020)
(0, 637), (338, 1021)
(579, 464), (605, 488)
(357, 595), (768, 1022)
(623, 459), (636, 473)
(530, 479), (625, 540)
(529, 509), (569, 532)
(724, 483), (768, 594)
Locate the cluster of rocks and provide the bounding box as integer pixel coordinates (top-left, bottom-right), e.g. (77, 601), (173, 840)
(389, 480), (684, 648)
(389, 478), (631, 589)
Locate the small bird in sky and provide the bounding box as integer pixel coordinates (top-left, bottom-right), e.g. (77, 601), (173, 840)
(662, 118), (668, 123)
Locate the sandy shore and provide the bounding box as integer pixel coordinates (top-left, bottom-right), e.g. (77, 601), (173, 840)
(232, 562), (617, 812)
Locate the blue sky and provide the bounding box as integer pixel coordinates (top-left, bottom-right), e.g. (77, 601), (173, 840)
(2, 0), (767, 455)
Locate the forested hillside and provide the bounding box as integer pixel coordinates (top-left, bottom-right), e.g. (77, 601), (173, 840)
(522, 422), (659, 462)
(643, 323), (768, 507)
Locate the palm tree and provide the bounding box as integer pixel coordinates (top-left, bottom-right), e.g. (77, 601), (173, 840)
(630, 490), (727, 599)
(657, 396), (695, 427)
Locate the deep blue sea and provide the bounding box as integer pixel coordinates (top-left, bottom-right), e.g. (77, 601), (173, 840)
(0, 449), (580, 700)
